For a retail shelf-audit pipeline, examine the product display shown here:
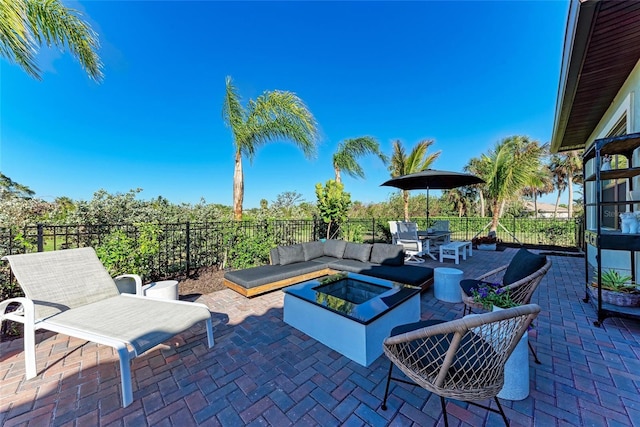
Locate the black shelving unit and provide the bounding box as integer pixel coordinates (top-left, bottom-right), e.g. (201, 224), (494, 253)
(582, 132), (640, 326)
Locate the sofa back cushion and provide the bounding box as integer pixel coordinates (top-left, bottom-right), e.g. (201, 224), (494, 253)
(324, 239), (347, 258)
(503, 248), (547, 285)
(370, 243), (405, 266)
(278, 244), (305, 265)
(343, 242), (372, 262)
(303, 241), (325, 261)
(269, 247), (280, 265)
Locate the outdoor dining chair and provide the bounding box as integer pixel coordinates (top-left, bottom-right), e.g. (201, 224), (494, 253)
(0, 247), (214, 407)
(381, 304), (540, 427)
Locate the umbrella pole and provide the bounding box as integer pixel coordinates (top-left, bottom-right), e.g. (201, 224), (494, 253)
(426, 188), (430, 227)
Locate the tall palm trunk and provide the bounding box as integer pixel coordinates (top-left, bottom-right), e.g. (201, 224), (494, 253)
(233, 150), (244, 220)
(534, 193), (538, 218)
(554, 190), (561, 219)
(479, 192), (486, 217)
(567, 175), (574, 218)
(403, 190), (410, 221)
(334, 166), (342, 183)
(490, 199), (501, 231)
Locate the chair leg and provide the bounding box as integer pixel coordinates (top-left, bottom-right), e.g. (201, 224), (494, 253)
(440, 395), (449, 427)
(116, 345), (134, 407)
(493, 397), (509, 426)
(528, 340), (541, 364)
(381, 361), (394, 410)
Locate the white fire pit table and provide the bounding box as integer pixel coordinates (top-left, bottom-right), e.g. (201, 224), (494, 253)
(283, 272), (421, 367)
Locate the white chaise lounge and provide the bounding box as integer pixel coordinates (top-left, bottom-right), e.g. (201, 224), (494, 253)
(0, 247), (214, 407)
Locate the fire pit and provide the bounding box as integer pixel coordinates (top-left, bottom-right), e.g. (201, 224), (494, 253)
(283, 272), (421, 366)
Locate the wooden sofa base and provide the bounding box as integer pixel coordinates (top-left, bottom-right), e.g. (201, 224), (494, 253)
(224, 268), (434, 298)
(223, 268), (339, 298)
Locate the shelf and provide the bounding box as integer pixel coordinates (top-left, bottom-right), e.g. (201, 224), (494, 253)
(584, 166), (640, 182)
(585, 287), (640, 319)
(584, 201), (638, 206)
(584, 132), (640, 160)
(585, 230), (640, 250)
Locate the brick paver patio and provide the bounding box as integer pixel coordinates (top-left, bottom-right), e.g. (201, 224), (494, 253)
(2, 247), (640, 426)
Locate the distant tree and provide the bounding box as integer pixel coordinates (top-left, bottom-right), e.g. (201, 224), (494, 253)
(479, 136), (545, 231)
(332, 136), (388, 183)
(0, 172), (34, 199)
(271, 191), (304, 219)
(464, 157), (491, 217)
(0, 0), (103, 81)
(549, 154), (568, 218)
(522, 164), (554, 218)
(315, 180), (351, 239)
(222, 76), (319, 220)
(388, 139), (441, 221)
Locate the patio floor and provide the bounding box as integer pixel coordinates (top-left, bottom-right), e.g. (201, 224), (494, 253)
(2, 247), (640, 426)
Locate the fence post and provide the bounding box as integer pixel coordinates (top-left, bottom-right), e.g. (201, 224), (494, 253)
(37, 223), (44, 252)
(185, 221), (191, 277)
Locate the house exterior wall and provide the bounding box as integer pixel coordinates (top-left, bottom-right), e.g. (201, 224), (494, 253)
(584, 59), (640, 279)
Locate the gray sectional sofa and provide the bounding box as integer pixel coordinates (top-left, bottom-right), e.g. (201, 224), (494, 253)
(223, 240), (434, 297)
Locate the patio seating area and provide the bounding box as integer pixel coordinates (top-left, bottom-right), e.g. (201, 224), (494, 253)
(2, 247), (640, 426)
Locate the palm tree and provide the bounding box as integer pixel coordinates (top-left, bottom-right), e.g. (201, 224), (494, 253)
(388, 139), (441, 221)
(549, 154), (568, 218)
(522, 165), (554, 218)
(0, 0), (103, 81)
(481, 136), (545, 231)
(222, 76), (319, 220)
(332, 137), (388, 183)
(464, 157), (491, 217)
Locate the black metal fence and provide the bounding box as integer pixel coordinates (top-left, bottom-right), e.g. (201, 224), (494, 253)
(0, 216), (579, 285)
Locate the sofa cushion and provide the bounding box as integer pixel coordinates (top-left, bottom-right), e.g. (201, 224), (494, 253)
(224, 262), (325, 289)
(303, 241), (325, 261)
(278, 244), (305, 265)
(309, 256), (342, 266)
(269, 247), (280, 265)
(328, 259), (375, 273)
(343, 243), (372, 262)
(361, 265), (434, 287)
(324, 240), (347, 258)
(502, 248), (546, 286)
(370, 243), (404, 266)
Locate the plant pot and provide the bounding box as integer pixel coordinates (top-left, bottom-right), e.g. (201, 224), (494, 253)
(593, 287), (640, 307)
(478, 243), (497, 251)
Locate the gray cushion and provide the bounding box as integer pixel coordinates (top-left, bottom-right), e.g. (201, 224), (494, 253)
(343, 243), (372, 262)
(503, 248), (546, 286)
(324, 240), (347, 258)
(309, 256), (341, 265)
(370, 243), (405, 266)
(270, 247), (280, 265)
(278, 244), (305, 265)
(328, 259), (375, 273)
(224, 262), (325, 289)
(360, 265), (434, 287)
(303, 241), (325, 261)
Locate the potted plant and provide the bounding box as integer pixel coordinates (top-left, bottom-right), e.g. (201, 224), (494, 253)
(591, 269), (640, 307)
(472, 235), (499, 251)
(471, 282), (517, 310)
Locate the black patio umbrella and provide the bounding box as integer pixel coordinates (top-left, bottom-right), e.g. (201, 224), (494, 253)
(380, 169), (485, 223)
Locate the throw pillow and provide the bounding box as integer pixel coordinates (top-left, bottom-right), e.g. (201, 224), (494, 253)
(343, 242), (373, 262)
(370, 243), (404, 266)
(502, 248), (547, 285)
(278, 244), (305, 265)
(324, 240), (347, 258)
(269, 247), (280, 265)
(302, 241), (325, 261)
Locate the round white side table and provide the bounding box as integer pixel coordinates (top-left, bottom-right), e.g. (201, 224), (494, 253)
(433, 268), (463, 303)
(143, 280), (179, 300)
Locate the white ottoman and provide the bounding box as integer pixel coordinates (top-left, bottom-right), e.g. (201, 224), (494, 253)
(143, 280), (179, 300)
(434, 268), (463, 303)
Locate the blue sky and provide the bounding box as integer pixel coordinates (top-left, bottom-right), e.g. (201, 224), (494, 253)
(1, 0), (570, 209)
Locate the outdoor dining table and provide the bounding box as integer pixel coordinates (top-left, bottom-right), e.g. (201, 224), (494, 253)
(416, 231), (451, 260)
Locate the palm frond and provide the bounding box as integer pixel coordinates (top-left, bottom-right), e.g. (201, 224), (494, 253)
(26, 0), (103, 81)
(222, 76), (249, 153)
(0, 0), (39, 78)
(332, 136), (385, 180)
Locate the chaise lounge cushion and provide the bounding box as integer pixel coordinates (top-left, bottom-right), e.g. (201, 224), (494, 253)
(324, 239), (347, 258)
(224, 261), (326, 289)
(370, 243), (404, 266)
(502, 248), (546, 285)
(278, 244), (305, 265)
(303, 241), (325, 261)
(343, 242), (372, 262)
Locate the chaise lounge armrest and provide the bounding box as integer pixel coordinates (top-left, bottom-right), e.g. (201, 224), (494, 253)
(114, 274), (144, 295)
